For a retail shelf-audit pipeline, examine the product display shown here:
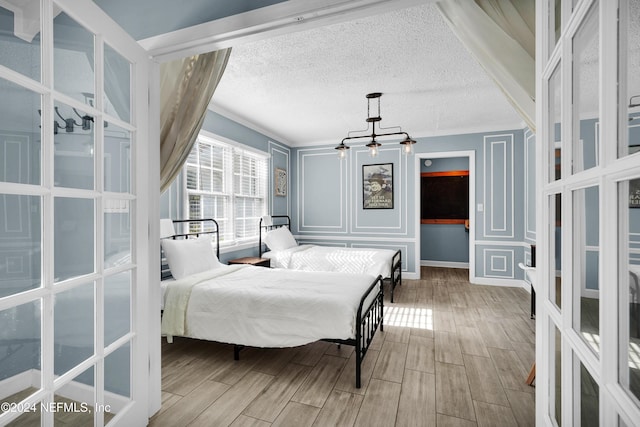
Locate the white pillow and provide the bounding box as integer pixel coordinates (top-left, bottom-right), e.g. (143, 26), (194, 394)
(264, 227), (298, 251)
(161, 236), (221, 280)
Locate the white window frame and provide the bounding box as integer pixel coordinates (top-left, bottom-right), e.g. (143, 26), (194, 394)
(183, 131), (268, 252)
(536, 0), (640, 426)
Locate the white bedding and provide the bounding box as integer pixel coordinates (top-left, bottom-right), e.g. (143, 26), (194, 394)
(263, 245), (396, 278)
(161, 264), (379, 348)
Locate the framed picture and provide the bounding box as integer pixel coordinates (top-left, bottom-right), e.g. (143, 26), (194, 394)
(275, 167), (287, 197)
(363, 163), (393, 209)
(630, 179), (640, 208)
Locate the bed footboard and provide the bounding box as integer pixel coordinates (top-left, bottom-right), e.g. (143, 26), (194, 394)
(232, 275), (384, 389)
(389, 250), (402, 303)
(324, 274), (384, 388)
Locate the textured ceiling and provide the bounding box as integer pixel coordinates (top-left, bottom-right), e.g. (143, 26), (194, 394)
(210, 2), (523, 147)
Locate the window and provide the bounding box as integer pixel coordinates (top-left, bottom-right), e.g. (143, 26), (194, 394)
(184, 133), (268, 246)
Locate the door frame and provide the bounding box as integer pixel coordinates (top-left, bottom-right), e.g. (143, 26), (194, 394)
(414, 150), (476, 281)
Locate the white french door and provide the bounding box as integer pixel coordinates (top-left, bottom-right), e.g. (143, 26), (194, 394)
(0, 0), (151, 425)
(536, 0), (640, 425)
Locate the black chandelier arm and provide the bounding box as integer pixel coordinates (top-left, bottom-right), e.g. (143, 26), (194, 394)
(341, 131), (409, 143)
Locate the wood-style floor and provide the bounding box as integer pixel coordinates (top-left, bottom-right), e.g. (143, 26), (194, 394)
(149, 267), (536, 427)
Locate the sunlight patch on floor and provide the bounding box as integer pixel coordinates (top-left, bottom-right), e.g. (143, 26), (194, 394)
(629, 340), (640, 370)
(384, 306), (433, 329)
(581, 331), (600, 354)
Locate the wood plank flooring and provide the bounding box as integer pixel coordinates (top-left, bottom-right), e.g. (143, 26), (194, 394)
(150, 267), (536, 427)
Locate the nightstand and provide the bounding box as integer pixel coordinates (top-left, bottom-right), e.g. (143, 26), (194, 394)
(227, 257), (270, 268)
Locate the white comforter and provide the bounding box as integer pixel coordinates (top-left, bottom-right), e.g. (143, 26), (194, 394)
(161, 264), (378, 348)
(263, 245), (396, 278)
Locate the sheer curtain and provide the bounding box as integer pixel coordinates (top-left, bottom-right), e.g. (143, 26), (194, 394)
(437, 0), (535, 131)
(160, 48), (232, 192)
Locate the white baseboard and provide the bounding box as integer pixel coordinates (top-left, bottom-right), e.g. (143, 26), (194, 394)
(581, 289), (600, 299)
(471, 277), (530, 291)
(401, 272), (420, 280)
(0, 370), (38, 400)
(420, 260), (469, 269)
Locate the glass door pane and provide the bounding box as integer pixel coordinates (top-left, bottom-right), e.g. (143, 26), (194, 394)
(104, 124), (130, 193)
(104, 44), (131, 124)
(0, 78), (41, 185)
(104, 342), (131, 422)
(620, 178), (640, 403)
(574, 186), (600, 354)
(0, 195), (41, 297)
(0, 4), (41, 81)
(552, 193), (563, 309)
(553, 325), (563, 425)
(53, 12), (94, 107)
(0, 300), (41, 411)
(549, 63), (562, 182)
(577, 359), (599, 426)
(54, 197), (94, 282)
(53, 101), (95, 190)
(619, 0), (640, 158)
(572, 3), (599, 173)
(54, 282), (95, 376)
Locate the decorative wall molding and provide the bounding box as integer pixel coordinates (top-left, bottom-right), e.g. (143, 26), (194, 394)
(296, 239), (348, 247)
(295, 234), (415, 243)
(483, 134), (514, 238)
(1, 135), (26, 183)
(482, 248), (515, 279)
(297, 149), (346, 232)
(475, 240), (531, 248)
(524, 130), (536, 241)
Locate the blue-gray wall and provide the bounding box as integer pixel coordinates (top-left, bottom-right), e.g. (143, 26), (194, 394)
(291, 129), (535, 281)
(161, 109), (544, 283)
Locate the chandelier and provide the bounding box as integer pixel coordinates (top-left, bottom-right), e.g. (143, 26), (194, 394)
(335, 92), (416, 159)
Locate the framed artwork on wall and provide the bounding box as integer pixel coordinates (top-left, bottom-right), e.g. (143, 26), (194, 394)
(275, 167), (287, 197)
(363, 163), (393, 209)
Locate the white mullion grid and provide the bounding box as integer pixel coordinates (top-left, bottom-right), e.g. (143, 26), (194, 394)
(41, 0), (56, 425)
(535, 0), (551, 423)
(541, 53), (560, 185)
(0, 182), (50, 196)
(94, 32), (105, 427)
(132, 50), (149, 420)
(616, 0), (630, 160)
(0, 63), (48, 94)
(599, 0), (622, 424)
(608, 166), (640, 422)
(560, 3), (596, 426)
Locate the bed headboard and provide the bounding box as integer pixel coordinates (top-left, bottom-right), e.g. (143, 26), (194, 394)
(161, 218), (220, 280)
(258, 215), (291, 257)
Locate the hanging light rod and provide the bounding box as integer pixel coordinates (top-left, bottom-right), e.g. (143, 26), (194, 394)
(335, 92), (416, 159)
